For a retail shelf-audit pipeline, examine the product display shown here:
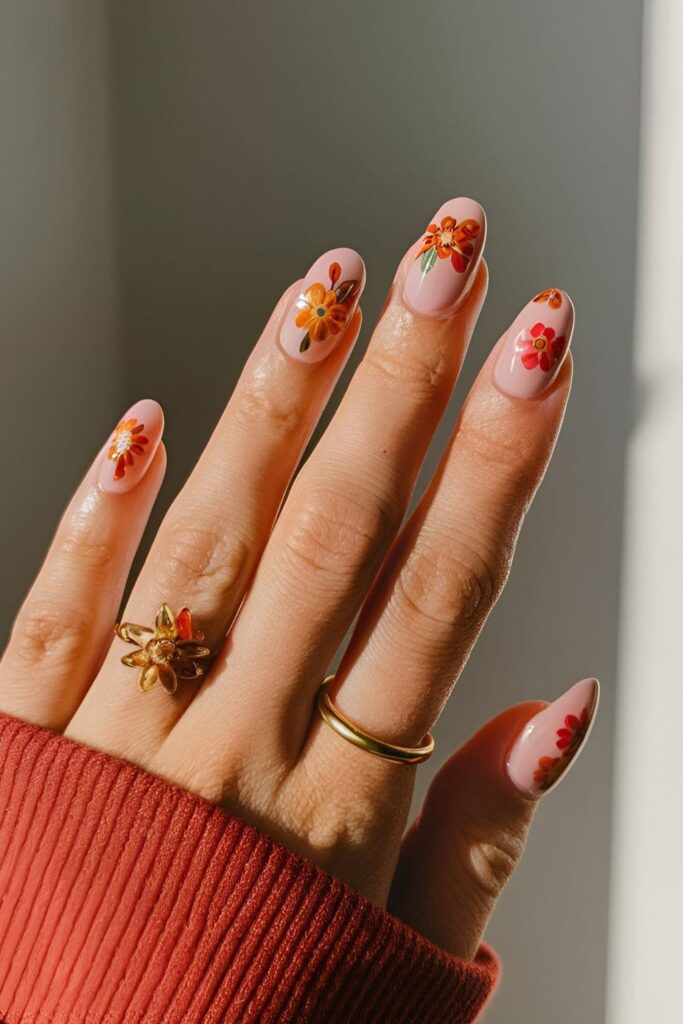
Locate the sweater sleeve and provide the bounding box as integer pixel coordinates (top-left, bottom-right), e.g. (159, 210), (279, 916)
(0, 712), (500, 1024)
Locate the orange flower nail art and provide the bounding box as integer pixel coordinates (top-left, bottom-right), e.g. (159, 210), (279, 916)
(108, 418), (150, 480)
(98, 399), (164, 494)
(280, 248), (365, 363)
(404, 198), (486, 317)
(294, 262), (359, 349)
(416, 215), (481, 274)
(533, 288), (564, 308)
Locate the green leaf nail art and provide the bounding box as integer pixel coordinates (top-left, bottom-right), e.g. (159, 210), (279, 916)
(420, 247), (437, 274)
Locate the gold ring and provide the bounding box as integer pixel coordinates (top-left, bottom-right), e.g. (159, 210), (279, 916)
(115, 603), (211, 695)
(316, 675), (434, 765)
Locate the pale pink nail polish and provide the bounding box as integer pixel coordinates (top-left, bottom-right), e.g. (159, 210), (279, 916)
(493, 289), (574, 398)
(97, 398), (164, 494)
(279, 248), (365, 364)
(403, 197), (486, 317)
(506, 678), (599, 799)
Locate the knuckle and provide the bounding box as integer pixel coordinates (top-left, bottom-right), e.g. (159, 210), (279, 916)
(282, 485), (395, 581)
(234, 374), (302, 439)
(302, 801), (374, 863)
(461, 825), (525, 901)
(450, 544), (504, 625)
(460, 420), (540, 508)
(56, 510), (119, 572)
(396, 545), (462, 632)
(396, 538), (505, 635)
(151, 512), (251, 601)
(284, 776), (377, 865)
(360, 337), (451, 402)
(7, 601), (91, 671)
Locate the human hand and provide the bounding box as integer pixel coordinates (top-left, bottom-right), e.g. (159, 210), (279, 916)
(0, 198), (597, 961)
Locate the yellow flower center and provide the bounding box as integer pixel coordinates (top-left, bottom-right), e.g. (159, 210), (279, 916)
(111, 430), (133, 457)
(534, 335), (548, 351)
(439, 230), (454, 246)
(147, 638), (176, 665)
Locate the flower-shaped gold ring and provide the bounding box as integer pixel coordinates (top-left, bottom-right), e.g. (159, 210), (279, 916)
(115, 603), (211, 694)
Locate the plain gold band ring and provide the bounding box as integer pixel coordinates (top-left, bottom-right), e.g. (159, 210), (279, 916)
(316, 675), (435, 765)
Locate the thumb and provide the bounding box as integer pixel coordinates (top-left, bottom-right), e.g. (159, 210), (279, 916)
(388, 678), (599, 961)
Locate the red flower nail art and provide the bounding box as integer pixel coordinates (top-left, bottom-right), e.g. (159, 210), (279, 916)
(107, 418), (150, 480)
(532, 705), (591, 791)
(506, 678), (598, 798)
(556, 708), (590, 752)
(515, 321), (567, 372)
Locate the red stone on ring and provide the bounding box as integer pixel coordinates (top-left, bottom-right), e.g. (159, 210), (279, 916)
(175, 607), (205, 642)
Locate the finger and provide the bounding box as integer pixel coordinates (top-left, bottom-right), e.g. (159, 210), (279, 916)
(0, 400), (165, 730)
(168, 199), (487, 768)
(388, 679), (599, 960)
(323, 289), (574, 751)
(67, 250), (364, 756)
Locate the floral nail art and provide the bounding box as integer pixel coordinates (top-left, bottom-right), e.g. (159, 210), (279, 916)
(492, 291), (574, 399)
(107, 417), (150, 480)
(294, 261), (360, 354)
(506, 678), (599, 799)
(533, 706), (591, 792)
(534, 288), (563, 309)
(97, 399), (164, 494)
(416, 215), (481, 276)
(403, 198), (485, 317)
(280, 248), (365, 363)
(515, 321), (567, 373)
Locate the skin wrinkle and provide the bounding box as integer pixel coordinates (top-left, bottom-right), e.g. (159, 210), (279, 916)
(235, 351), (309, 439)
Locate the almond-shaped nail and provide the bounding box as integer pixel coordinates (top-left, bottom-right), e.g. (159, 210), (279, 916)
(97, 398), (164, 494)
(506, 678), (599, 799)
(493, 288), (574, 398)
(279, 248), (365, 364)
(403, 197), (486, 317)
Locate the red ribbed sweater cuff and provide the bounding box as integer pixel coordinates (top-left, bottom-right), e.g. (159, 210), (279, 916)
(0, 712), (499, 1023)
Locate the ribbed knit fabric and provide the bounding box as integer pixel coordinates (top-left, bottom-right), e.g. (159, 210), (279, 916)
(0, 713), (499, 1023)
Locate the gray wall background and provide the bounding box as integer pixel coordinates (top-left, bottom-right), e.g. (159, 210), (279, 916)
(0, 2), (642, 1021)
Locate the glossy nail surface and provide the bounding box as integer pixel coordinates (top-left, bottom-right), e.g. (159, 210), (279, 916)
(97, 399), (164, 494)
(280, 248), (365, 364)
(506, 678), (599, 798)
(403, 197), (486, 317)
(493, 289), (574, 398)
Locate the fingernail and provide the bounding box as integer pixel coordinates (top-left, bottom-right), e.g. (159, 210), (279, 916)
(279, 248), (365, 363)
(506, 678), (599, 799)
(493, 289), (574, 398)
(97, 398), (164, 494)
(403, 197), (486, 317)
